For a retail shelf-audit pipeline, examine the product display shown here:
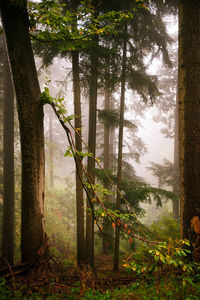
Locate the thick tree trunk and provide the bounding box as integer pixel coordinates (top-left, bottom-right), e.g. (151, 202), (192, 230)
(72, 50), (85, 266)
(113, 23), (127, 272)
(172, 91), (179, 220)
(86, 46), (98, 269)
(0, 0), (47, 262)
(2, 35), (15, 265)
(178, 0), (200, 240)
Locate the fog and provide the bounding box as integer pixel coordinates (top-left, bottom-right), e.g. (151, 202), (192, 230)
(33, 15), (179, 251)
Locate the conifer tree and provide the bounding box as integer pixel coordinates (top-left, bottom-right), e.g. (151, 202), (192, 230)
(0, 0), (47, 262)
(178, 0), (200, 241)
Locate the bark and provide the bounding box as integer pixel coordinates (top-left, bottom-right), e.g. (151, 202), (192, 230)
(49, 109), (54, 187)
(70, 0), (85, 267)
(172, 91), (180, 220)
(72, 50), (85, 266)
(0, 0), (47, 262)
(2, 35), (15, 265)
(113, 23), (127, 272)
(178, 0), (200, 240)
(102, 89), (111, 254)
(85, 45), (98, 269)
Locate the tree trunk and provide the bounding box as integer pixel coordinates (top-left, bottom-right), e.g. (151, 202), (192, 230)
(0, 0), (47, 262)
(178, 0), (200, 240)
(72, 50), (85, 266)
(2, 35), (15, 265)
(113, 23), (127, 271)
(70, 0), (85, 267)
(102, 88), (111, 254)
(172, 90), (179, 220)
(49, 109), (54, 187)
(85, 46), (98, 269)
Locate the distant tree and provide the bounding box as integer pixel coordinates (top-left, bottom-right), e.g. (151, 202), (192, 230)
(178, 0), (200, 240)
(113, 22), (127, 272)
(2, 35), (15, 265)
(151, 35), (179, 220)
(0, 0), (47, 262)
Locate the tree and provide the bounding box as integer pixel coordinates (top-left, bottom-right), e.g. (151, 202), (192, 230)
(151, 35), (179, 220)
(2, 35), (15, 265)
(0, 0), (47, 262)
(178, 0), (200, 240)
(70, 0), (85, 267)
(85, 40), (98, 269)
(173, 93), (179, 220)
(49, 108), (54, 187)
(113, 22), (127, 272)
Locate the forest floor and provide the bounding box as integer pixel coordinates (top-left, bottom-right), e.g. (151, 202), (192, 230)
(1, 253), (200, 299)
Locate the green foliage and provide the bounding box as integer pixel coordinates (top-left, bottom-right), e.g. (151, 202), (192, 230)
(64, 146), (93, 159)
(123, 239), (195, 275)
(98, 109), (119, 128)
(0, 279), (22, 300)
(40, 86), (75, 122)
(150, 211), (180, 240)
(148, 159), (179, 191)
(45, 179), (76, 255)
(29, 0), (141, 52)
(98, 109), (137, 130)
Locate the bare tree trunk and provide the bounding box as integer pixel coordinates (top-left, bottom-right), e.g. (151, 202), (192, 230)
(70, 0), (85, 267)
(0, 0), (47, 262)
(178, 0), (200, 240)
(113, 23), (127, 272)
(49, 109), (54, 187)
(86, 46), (98, 269)
(102, 89), (111, 254)
(172, 90), (179, 220)
(72, 50), (85, 266)
(2, 35), (15, 265)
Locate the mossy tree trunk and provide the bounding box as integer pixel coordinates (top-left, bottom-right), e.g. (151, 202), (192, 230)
(0, 0), (47, 262)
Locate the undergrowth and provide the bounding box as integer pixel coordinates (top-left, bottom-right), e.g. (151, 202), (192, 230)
(1, 240), (200, 300)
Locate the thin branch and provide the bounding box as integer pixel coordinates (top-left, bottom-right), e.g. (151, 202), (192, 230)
(48, 101), (160, 245)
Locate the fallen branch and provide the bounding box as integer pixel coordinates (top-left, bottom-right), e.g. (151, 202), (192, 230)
(0, 261), (30, 279)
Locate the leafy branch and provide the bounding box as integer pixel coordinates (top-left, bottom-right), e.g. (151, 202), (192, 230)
(40, 87), (176, 245)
